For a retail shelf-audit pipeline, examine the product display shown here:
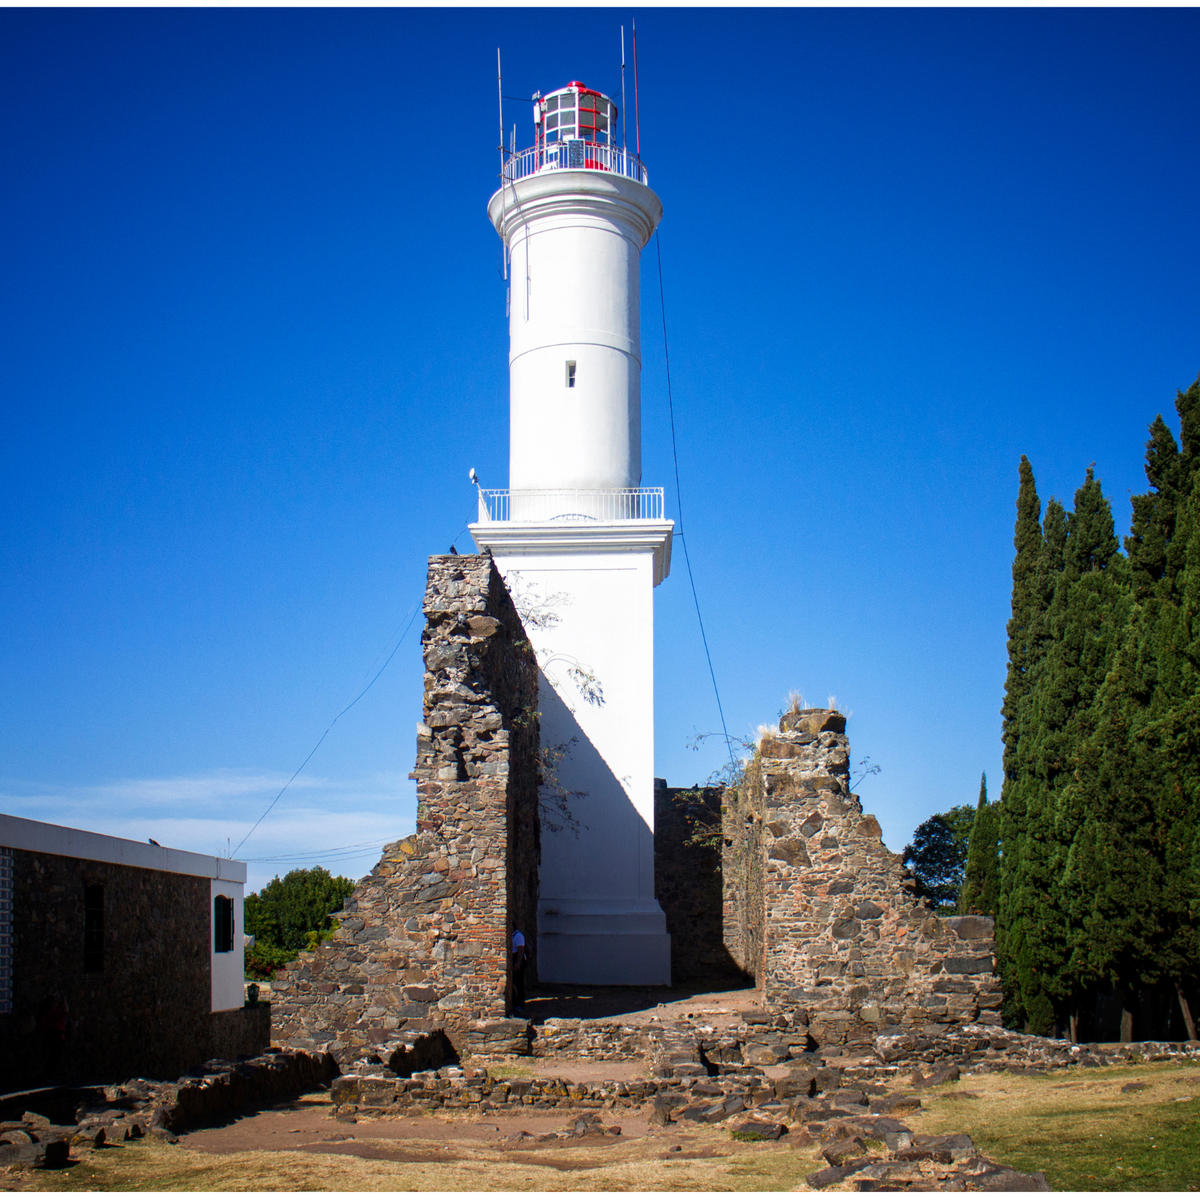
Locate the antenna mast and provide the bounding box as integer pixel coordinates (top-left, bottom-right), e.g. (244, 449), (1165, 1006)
(496, 49), (505, 181)
(632, 19), (641, 158)
(621, 26), (627, 152)
(497, 48), (507, 280)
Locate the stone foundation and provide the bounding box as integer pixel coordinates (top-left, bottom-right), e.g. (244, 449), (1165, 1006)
(271, 555), (539, 1057)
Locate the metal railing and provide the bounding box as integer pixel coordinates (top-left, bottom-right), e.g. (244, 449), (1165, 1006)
(477, 488), (664, 523)
(501, 141), (649, 187)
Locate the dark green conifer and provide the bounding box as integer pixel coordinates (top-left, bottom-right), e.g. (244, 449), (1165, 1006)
(961, 773), (999, 917)
(997, 458), (1048, 1027)
(997, 378), (1200, 1039)
(1011, 469), (1129, 1033)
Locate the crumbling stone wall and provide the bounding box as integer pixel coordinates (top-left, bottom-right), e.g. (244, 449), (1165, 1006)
(0, 849), (265, 1089)
(723, 709), (1000, 1045)
(721, 782), (765, 981)
(272, 555), (539, 1058)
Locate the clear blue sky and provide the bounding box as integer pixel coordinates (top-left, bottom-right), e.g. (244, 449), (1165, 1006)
(3, 9), (1198, 892)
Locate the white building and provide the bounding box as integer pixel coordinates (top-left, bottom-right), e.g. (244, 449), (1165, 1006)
(470, 81), (673, 985)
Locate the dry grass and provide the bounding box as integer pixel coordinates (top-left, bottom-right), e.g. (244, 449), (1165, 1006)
(910, 1060), (1200, 1191)
(15, 1061), (1200, 1192)
(13, 1125), (824, 1193)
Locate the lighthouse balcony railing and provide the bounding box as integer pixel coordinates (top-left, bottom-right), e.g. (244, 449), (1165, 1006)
(477, 487), (664, 524)
(501, 142), (648, 187)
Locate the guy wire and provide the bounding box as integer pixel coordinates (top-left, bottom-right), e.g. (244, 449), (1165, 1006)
(655, 232), (739, 778)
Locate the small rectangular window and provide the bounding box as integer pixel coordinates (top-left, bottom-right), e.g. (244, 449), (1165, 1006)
(214, 894), (234, 954)
(83, 884), (104, 972)
(566, 361), (576, 388)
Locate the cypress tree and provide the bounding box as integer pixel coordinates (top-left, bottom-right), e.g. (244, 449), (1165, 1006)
(1057, 384), (1199, 1039)
(961, 772), (999, 917)
(1011, 469), (1128, 1034)
(998, 379), (1200, 1038)
(1126, 415), (1182, 598)
(996, 458), (1047, 1028)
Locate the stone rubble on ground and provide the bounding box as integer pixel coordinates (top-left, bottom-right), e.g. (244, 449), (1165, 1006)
(323, 1017), (1199, 1191)
(0, 1046), (337, 1169)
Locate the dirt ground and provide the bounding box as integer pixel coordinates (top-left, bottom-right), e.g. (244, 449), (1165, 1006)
(5, 1089), (827, 1192)
(10, 1063), (1200, 1191)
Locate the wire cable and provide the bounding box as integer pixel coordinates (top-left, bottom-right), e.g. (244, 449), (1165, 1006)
(655, 232), (739, 777)
(231, 597), (424, 857)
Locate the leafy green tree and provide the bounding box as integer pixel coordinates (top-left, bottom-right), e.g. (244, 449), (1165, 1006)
(244, 866), (356, 955)
(960, 773), (999, 917)
(903, 805), (975, 911)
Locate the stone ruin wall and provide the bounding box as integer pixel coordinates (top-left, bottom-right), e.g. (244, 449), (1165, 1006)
(652, 785), (746, 984)
(271, 555), (539, 1057)
(721, 708), (1001, 1045)
(272, 562), (998, 1060)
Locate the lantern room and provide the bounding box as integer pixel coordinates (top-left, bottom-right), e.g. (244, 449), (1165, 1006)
(534, 82), (617, 147)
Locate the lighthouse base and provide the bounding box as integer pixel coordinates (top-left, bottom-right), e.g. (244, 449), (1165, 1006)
(469, 514), (675, 989)
(536, 897), (671, 986)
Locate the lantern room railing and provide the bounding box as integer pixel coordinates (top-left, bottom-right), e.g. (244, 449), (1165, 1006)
(477, 487), (665, 523)
(501, 141), (649, 187)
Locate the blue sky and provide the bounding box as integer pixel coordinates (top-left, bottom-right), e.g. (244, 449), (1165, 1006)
(3, 9), (1198, 893)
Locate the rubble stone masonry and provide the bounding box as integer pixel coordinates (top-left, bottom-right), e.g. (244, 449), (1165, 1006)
(0, 849), (265, 1089)
(723, 709), (1000, 1045)
(271, 555), (539, 1058)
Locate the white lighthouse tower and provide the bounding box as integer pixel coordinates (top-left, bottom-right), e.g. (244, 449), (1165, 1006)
(470, 81), (673, 985)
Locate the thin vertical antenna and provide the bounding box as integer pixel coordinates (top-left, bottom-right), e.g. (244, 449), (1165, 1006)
(497, 49), (505, 180)
(632, 19), (641, 158)
(497, 49), (507, 281)
(621, 26), (627, 151)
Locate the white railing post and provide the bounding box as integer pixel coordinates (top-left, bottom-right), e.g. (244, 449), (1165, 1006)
(473, 488), (663, 523)
(502, 144), (648, 188)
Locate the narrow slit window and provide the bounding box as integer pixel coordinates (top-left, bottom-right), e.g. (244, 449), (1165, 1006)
(83, 884), (104, 972)
(566, 361), (576, 388)
(214, 894), (234, 954)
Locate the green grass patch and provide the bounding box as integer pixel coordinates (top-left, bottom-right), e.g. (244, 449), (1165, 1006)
(916, 1063), (1200, 1192)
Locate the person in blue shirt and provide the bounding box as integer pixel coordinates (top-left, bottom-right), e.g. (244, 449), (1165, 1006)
(511, 927), (527, 1015)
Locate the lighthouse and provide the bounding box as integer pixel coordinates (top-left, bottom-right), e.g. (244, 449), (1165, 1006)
(470, 81), (673, 985)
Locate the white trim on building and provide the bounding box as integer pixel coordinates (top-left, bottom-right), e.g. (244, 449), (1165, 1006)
(0, 813), (246, 883)
(0, 813), (247, 1012)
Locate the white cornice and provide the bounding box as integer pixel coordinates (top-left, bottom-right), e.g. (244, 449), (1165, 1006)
(0, 812), (246, 882)
(469, 519), (674, 586)
(488, 172), (663, 250)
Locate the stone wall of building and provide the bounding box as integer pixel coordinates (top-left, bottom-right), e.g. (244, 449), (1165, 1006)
(271, 554), (539, 1059)
(0, 849), (265, 1089)
(721, 780), (765, 982)
(653, 785), (746, 983)
(722, 709), (1000, 1045)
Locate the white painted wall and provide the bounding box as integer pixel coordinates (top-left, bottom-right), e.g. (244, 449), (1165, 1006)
(479, 153), (671, 985)
(489, 172), (662, 494)
(210, 879), (246, 1013)
(470, 522), (673, 985)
